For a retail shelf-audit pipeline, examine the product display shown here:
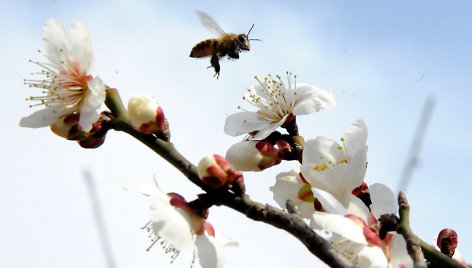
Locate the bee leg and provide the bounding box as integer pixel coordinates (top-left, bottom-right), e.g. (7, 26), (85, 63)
(209, 54), (220, 78)
(207, 41), (220, 78)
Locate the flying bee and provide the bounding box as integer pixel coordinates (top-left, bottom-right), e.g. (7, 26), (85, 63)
(190, 11), (260, 78)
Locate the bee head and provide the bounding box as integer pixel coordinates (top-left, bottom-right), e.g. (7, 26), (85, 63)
(237, 34), (250, 51)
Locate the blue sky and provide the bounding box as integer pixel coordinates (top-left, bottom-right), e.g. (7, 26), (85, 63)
(1, 0), (471, 267)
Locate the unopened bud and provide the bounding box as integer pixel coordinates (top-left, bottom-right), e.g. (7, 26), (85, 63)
(128, 95), (167, 135)
(197, 154), (243, 190)
(225, 140), (280, 171)
(437, 228), (458, 257)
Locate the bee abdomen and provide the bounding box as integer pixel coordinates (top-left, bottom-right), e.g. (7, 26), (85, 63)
(190, 39), (215, 58)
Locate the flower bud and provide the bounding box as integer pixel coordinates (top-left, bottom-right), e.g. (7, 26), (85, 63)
(437, 228), (458, 257)
(128, 95), (166, 135)
(197, 154), (243, 190)
(225, 140), (280, 172)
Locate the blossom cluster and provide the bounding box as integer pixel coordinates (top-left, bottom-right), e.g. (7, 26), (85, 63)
(20, 19), (466, 268)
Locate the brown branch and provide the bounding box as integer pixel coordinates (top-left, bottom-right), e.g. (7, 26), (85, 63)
(397, 192), (427, 268)
(220, 194), (354, 268)
(104, 89), (354, 268)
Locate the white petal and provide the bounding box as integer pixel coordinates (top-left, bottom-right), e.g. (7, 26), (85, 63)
(120, 181), (161, 197)
(271, 169), (301, 206)
(292, 84), (336, 115)
(252, 118), (285, 140)
(270, 169), (315, 218)
(66, 21), (93, 71)
(343, 119), (368, 156)
(345, 194), (371, 221)
(301, 136), (339, 166)
(224, 111), (269, 136)
(19, 106), (69, 128)
(121, 181), (194, 250)
(357, 246), (389, 268)
(194, 233), (225, 268)
(302, 150), (366, 203)
(79, 77), (105, 131)
(42, 19), (69, 71)
(86, 76), (106, 107)
(310, 212), (367, 245)
(214, 232), (239, 248)
(389, 234), (413, 268)
(369, 183), (398, 217)
(150, 197), (194, 251)
(311, 188), (348, 215)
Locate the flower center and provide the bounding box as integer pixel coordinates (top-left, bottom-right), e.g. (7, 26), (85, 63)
(241, 72), (298, 122)
(24, 49), (91, 114)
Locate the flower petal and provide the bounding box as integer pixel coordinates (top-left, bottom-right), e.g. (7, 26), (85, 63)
(19, 106), (69, 128)
(224, 111), (268, 136)
(120, 181), (161, 197)
(271, 169), (315, 219)
(252, 117), (285, 140)
(342, 119), (368, 156)
(194, 233), (225, 268)
(310, 212), (367, 244)
(150, 196), (194, 251)
(357, 246), (389, 268)
(311, 188), (349, 215)
(369, 183), (398, 217)
(42, 19), (69, 71)
(292, 84), (336, 115)
(66, 21), (93, 71)
(79, 77), (105, 131)
(389, 234), (413, 268)
(302, 149), (366, 204)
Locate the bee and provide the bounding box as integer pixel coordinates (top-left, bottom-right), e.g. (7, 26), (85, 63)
(190, 11), (259, 78)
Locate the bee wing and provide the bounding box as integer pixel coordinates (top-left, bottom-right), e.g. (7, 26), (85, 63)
(197, 10), (227, 37)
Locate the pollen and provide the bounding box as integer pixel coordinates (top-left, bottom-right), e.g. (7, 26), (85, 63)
(314, 164), (329, 171)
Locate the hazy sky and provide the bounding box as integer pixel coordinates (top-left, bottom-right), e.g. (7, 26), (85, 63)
(2, 1), (471, 267)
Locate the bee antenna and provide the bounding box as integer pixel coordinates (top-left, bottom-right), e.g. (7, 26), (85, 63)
(247, 24), (255, 37)
(247, 24), (261, 41)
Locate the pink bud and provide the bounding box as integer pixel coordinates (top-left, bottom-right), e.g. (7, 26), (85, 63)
(225, 140), (280, 171)
(437, 228), (458, 257)
(197, 154), (244, 190)
(128, 95), (167, 135)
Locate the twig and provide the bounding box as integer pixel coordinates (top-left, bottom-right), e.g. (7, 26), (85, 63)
(419, 239), (465, 268)
(397, 192), (465, 268)
(397, 192), (427, 268)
